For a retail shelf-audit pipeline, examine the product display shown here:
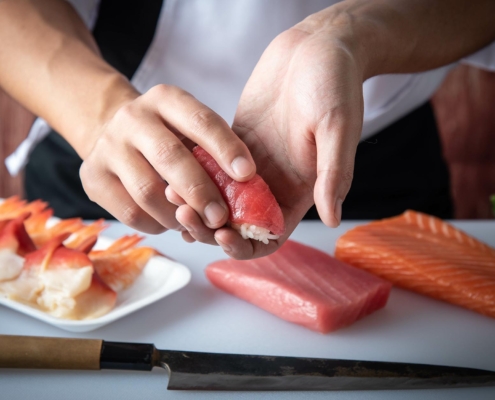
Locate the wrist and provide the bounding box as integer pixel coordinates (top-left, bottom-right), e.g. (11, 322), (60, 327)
(67, 73), (140, 159)
(293, 4), (391, 81)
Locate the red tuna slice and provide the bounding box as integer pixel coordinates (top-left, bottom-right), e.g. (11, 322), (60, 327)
(206, 240), (391, 333)
(192, 146), (285, 238)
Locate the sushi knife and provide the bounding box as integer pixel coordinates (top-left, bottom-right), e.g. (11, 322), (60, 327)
(1, 335), (495, 391)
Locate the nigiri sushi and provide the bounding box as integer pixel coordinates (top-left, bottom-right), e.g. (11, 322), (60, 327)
(0, 214), (37, 282)
(89, 235), (158, 292)
(0, 237), (116, 319)
(193, 146), (285, 244)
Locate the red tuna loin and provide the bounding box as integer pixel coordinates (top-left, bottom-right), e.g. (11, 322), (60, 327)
(193, 146), (285, 236)
(205, 240), (391, 333)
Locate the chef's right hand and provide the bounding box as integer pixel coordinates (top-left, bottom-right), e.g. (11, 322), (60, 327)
(79, 84), (256, 236)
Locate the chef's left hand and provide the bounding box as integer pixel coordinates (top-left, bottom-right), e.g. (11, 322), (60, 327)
(212, 8), (366, 259)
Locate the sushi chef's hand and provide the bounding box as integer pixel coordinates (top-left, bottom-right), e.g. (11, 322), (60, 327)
(212, 12), (364, 259)
(214, 0), (495, 259)
(80, 85), (256, 236)
(0, 1), (257, 238)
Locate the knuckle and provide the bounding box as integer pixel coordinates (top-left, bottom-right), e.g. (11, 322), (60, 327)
(189, 109), (218, 137)
(79, 161), (100, 200)
(79, 161), (91, 185)
(185, 180), (209, 202)
(114, 102), (137, 121)
(148, 84), (189, 100)
(119, 204), (142, 227)
(148, 83), (169, 98)
(134, 180), (161, 205)
(112, 103), (145, 132)
(153, 140), (185, 167)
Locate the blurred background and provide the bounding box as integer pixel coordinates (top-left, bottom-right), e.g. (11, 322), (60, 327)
(1, 63), (494, 219)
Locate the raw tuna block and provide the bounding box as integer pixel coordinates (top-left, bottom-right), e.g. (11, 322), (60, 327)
(206, 240), (391, 333)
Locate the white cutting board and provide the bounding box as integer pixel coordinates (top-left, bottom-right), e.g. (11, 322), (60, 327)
(1, 220), (494, 400)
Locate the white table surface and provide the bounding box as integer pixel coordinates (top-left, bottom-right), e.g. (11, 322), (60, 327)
(1, 220), (494, 399)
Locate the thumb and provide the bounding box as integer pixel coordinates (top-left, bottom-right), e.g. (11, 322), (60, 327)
(313, 105), (362, 227)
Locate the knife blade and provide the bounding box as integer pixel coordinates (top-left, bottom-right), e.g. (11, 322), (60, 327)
(1, 335), (494, 391)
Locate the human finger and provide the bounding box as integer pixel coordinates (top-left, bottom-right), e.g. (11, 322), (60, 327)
(80, 163), (167, 234)
(214, 227), (282, 260)
(313, 104), (362, 227)
(165, 186), (186, 207)
(132, 118), (230, 230)
(112, 150), (183, 230)
(181, 231), (196, 243)
(145, 84), (257, 181)
(176, 204), (218, 245)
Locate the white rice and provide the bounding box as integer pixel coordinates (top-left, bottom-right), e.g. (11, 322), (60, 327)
(231, 223), (279, 245)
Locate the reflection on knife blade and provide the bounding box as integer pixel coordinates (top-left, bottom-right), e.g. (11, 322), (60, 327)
(1, 335), (494, 391)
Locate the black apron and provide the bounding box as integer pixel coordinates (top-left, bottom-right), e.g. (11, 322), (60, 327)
(25, 1), (453, 221)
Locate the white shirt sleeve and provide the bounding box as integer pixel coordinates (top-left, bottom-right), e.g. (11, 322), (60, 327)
(462, 40), (495, 72)
(63, 0), (101, 29)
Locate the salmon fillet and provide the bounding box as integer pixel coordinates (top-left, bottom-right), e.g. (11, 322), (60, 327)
(335, 210), (495, 319)
(206, 240), (391, 333)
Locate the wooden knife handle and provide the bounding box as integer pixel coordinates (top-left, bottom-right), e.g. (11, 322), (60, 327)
(0, 335), (102, 370)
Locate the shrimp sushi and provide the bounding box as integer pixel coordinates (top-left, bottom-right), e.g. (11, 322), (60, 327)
(193, 146), (285, 244)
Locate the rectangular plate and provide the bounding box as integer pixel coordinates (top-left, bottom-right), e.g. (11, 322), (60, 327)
(0, 234), (191, 332)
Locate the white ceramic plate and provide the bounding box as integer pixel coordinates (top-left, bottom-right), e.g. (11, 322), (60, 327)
(0, 235), (191, 332)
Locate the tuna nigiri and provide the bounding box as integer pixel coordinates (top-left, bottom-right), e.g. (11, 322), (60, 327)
(193, 146), (285, 244)
(206, 240), (391, 333)
(335, 210), (495, 319)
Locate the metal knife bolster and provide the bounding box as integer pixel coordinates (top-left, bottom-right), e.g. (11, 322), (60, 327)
(100, 341), (158, 371)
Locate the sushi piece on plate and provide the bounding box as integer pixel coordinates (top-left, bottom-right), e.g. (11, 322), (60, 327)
(90, 235), (158, 292)
(0, 196), (48, 221)
(193, 146), (285, 244)
(0, 214), (37, 281)
(206, 240), (391, 333)
(0, 213), (36, 256)
(335, 210), (495, 319)
(31, 218), (85, 247)
(23, 208), (53, 238)
(0, 237), (116, 319)
(65, 219), (108, 249)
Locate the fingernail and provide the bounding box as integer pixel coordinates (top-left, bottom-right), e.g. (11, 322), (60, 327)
(215, 237), (232, 253)
(334, 198), (343, 226)
(231, 156), (254, 178)
(204, 202), (227, 226)
(180, 224), (193, 232)
(175, 217), (194, 232)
